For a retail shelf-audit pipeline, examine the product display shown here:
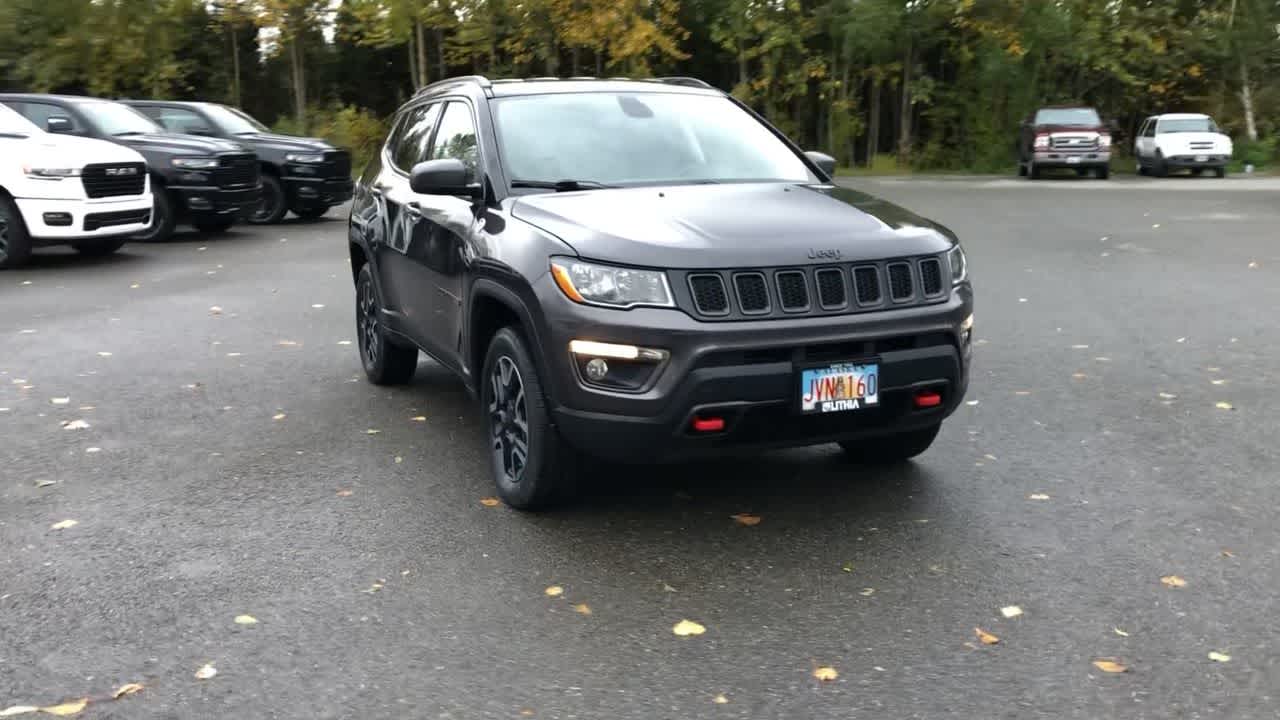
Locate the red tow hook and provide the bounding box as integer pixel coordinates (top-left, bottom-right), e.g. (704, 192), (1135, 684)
(914, 390), (943, 408)
(692, 416), (726, 433)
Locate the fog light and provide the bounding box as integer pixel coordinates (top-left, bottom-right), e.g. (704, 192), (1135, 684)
(42, 212), (72, 227)
(585, 358), (609, 382)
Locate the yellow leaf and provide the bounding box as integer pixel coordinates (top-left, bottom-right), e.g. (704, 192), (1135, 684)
(1093, 659), (1128, 673)
(410, 416), (427, 422)
(234, 615), (258, 625)
(1028, 493), (1050, 500)
(1114, 627), (1129, 637)
(1001, 605), (1023, 618)
(1208, 651), (1231, 663)
(859, 588), (875, 596)
(572, 603), (592, 615)
(1222, 550), (1235, 558)
(277, 340), (298, 347)
(975, 627), (1000, 645)
(335, 489), (353, 497)
(520, 710), (534, 717)
(1161, 575), (1187, 588)
(479, 497), (500, 507)
(394, 456), (403, 464)
(544, 586), (564, 597)
(1215, 402), (1234, 411)
(712, 694), (728, 704)
(672, 619), (706, 636)
(272, 413), (286, 421)
(812, 666), (838, 682)
(38, 699), (87, 716)
(50, 520), (78, 530)
(0, 707), (39, 717)
(730, 513), (761, 526)
(112, 683), (144, 699)
(365, 428), (381, 435)
(194, 663), (217, 680)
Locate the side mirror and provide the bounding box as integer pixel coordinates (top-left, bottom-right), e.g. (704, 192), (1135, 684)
(46, 116), (73, 134)
(804, 150), (837, 179)
(409, 158), (482, 198)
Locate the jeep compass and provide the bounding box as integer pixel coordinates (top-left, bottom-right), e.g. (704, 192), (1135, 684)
(348, 76), (974, 509)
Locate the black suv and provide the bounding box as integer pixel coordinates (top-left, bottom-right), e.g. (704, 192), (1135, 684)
(348, 76), (974, 509)
(122, 100), (353, 223)
(0, 94), (261, 240)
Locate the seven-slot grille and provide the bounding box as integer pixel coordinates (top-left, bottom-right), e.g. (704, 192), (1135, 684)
(81, 163), (146, 198)
(676, 254), (950, 321)
(215, 154), (259, 188)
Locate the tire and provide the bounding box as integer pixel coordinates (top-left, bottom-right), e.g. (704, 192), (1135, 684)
(72, 238), (126, 256)
(1095, 165), (1110, 180)
(193, 218), (235, 234)
(0, 194), (32, 270)
(249, 174), (287, 225)
(1215, 167), (1226, 179)
(1191, 168), (1204, 177)
(1137, 164), (1147, 176)
(1028, 163), (1041, 180)
(839, 423), (941, 465)
(1154, 152), (1169, 178)
(294, 205), (329, 221)
(133, 187), (176, 242)
(355, 264), (417, 385)
(482, 327), (581, 510)
(1017, 162), (1027, 177)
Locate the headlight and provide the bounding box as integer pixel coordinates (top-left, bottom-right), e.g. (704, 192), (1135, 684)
(172, 157), (219, 169)
(1099, 134), (1112, 147)
(23, 166), (81, 179)
(947, 244), (967, 284)
(550, 258), (674, 308)
(286, 153), (325, 164)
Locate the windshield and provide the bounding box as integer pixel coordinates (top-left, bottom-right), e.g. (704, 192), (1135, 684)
(1034, 108), (1101, 126)
(203, 104), (268, 134)
(492, 92), (816, 187)
(1158, 117), (1219, 134)
(0, 104), (38, 136)
(75, 101), (161, 136)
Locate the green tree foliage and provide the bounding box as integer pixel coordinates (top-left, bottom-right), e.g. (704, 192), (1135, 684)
(2, 0), (1277, 169)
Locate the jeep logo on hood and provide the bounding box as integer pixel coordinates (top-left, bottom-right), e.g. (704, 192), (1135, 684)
(808, 248), (842, 260)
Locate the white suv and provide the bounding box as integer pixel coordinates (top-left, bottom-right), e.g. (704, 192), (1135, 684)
(0, 104), (153, 269)
(1135, 113), (1233, 178)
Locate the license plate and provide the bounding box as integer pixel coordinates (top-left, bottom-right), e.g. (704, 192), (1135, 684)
(1195, 155), (1208, 162)
(799, 362), (879, 414)
(1066, 156), (1082, 164)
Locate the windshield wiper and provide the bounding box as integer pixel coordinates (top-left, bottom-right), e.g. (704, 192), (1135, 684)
(511, 179), (617, 192)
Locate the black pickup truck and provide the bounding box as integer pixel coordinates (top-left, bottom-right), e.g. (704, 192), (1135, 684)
(0, 94), (261, 240)
(123, 100), (353, 224)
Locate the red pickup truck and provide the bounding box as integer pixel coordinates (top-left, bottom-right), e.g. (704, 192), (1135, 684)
(1017, 106), (1112, 180)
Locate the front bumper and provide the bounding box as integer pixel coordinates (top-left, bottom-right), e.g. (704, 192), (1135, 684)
(537, 277), (974, 462)
(15, 194), (153, 242)
(284, 176), (354, 208)
(171, 184), (262, 219)
(1164, 154), (1229, 169)
(1032, 149), (1111, 168)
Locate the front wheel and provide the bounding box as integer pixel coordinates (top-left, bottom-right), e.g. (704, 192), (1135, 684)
(1215, 167), (1227, 179)
(72, 238), (127, 256)
(249, 175), (287, 225)
(133, 188), (176, 242)
(355, 264), (417, 385)
(1095, 165), (1110, 180)
(0, 195), (33, 269)
(840, 423), (941, 465)
(482, 327), (581, 510)
(1028, 162), (1041, 180)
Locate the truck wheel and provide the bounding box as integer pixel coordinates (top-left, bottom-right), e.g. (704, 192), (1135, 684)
(1095, 166), (1110, 180)
(249, 175), (287, 225)
(73, 238), (127, 256)
(1215, 167), (1226, 179)
(0, 195), (33, 270)
(1017, 162), (1027, 177)
(194, 218), (235, 233)
(840, 423), (941, 465)
(355, 264), (417, 385)
(134, 188), (176, 242)
(1028, 163), (1041, 180)
(295, 205), (329, 221)
(482, 327), (581, 510)
(1154, 152), (1169, 178)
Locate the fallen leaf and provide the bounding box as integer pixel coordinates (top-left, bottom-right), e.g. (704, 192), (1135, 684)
(1114, 627), (1129, 637)
(1001, 605), (1023, 618)
(36, 700), (86, 716)
(841, 562), (854, 573)
(337, 340), (352, 346)
(730, 513), (761, 526)
(1093, 659), (1127, 673)
(1152, 223), (1161, 229)
(479, 497), (500, 507)
(85, 448), (100, 454)
(1210, 379), (1226, 385)
(712, 694), (728, 704)
(410, 416), (427, 422)
(1018, 298), (1027, 303)
(662, 582), (677, 593)
(1208, 651), (1231, 663)
(544, 586), (564, 597)
(363, 582), (384, 594)
(194, 663), (217, 680)
(1071, 344), (1089, 350)
(975, 627), (1000, 645)
(672, 619), (706, 636)
(394, 456), (403, 464)
(50, 520), (78, 530)
(311, 304), (325, 309)
(225, 352), (242, 358)
(966, 400), (980, 406)
(572, 603), (592, 615)
(209, 306), (223, 315)
(1222, 549), (1235, 558)
(130, 283), (140, 289)
(1161, 575), (1187, 588)
(1215, 401), (1234, 411)
(859, 588), (875, 596)
(520, 710), (534, 717)
(1072, 373), (1088, 380)
(1176, 337), (1186, 343)
(1248, 261), (1257, 268)
(1158, 392), (1177, 400)
(50, 398), (69, 405)
(812, 666), (838, 682)
(19, 329), (36, 334)
(0, 707), (38, 717)
(272, 413), (286, 421)
(234, 615), (258, 625)
(62, 420), (90, 430)
(277, 340), (299, 347)
(335, 489), (354, 497)
(35, 479), (56, 488)
(112, 683), (144, 699)
(365, 428), (381, 435)
(1028, 493), (1050, 500)
(1014, 390), (1031, 396)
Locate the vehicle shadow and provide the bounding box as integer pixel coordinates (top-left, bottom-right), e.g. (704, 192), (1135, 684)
(14, 247), (147, 271)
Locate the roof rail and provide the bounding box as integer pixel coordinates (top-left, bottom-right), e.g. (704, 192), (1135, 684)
(415, 75), (492, 96)
(653, 77), (714, 89)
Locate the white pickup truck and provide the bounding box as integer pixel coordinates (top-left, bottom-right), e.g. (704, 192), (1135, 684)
(0, 104), (153, 269)
(1135, 113), (1234, 178)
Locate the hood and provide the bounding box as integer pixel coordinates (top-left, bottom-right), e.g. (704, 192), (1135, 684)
(13, 132), (146, 167)
(230, 132), (336, 154)
(511, 183), (956, 269)
(113, 133), (250, 156)
(1155, 132), (1232, 153)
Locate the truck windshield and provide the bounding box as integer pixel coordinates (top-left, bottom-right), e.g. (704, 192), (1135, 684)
(492, 92), (816, 187)
(1158, 117), (1219, 134)
(203, 104), (269, 135)
(1034, 108), (1101, 126)
(75, 101), (161, 136)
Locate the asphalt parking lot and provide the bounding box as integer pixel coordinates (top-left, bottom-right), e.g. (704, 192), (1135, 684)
(3, 175), (1279, 719)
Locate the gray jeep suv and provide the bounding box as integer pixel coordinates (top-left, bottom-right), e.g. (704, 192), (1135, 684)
(348, 75), (974, 509)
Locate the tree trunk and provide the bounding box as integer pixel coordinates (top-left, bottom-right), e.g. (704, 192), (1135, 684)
(898, 38), (913, 163)
(416, 20), (428, 87)
(407, 35), (419, 90)
(1239, 63), (1257, 142)
(571, 46), (580, 76)
(737, 40), (747, 87)
(595, 48), (602, 76)
(290, 40), (306, 131)
(435, 29), (446, 78)
(229, 26), (241, 107)
(866, 76), (880, 168)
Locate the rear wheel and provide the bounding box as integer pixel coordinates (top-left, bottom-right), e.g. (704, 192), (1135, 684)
(1028, 163), (1041, 180)
(72, 238), (126, 256)
(1095, 165), (1110, 180)
(193, 218), (235, 233)
(482, 327), (581, 510)
(0, 195), (32, 270)
(133, 188), (176, 242)
(1215, 167), (1227, 179)
(355, 264), (417, 385)
(840, 423), (941, 465)
(1191, 168), (1204, 177)
(249, 175), (287, 225)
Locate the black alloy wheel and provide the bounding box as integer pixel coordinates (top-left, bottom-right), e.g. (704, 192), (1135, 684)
(488, 355), (530, 486)
(250, 175), (287, 224)
(355, 264), (417, 385)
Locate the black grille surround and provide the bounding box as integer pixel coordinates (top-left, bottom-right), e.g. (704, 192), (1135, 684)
(671, 254), (951, 321)
(81, 163), (146, 198)
(84, 208), (151, 231)
(215, 154), (259, 188)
